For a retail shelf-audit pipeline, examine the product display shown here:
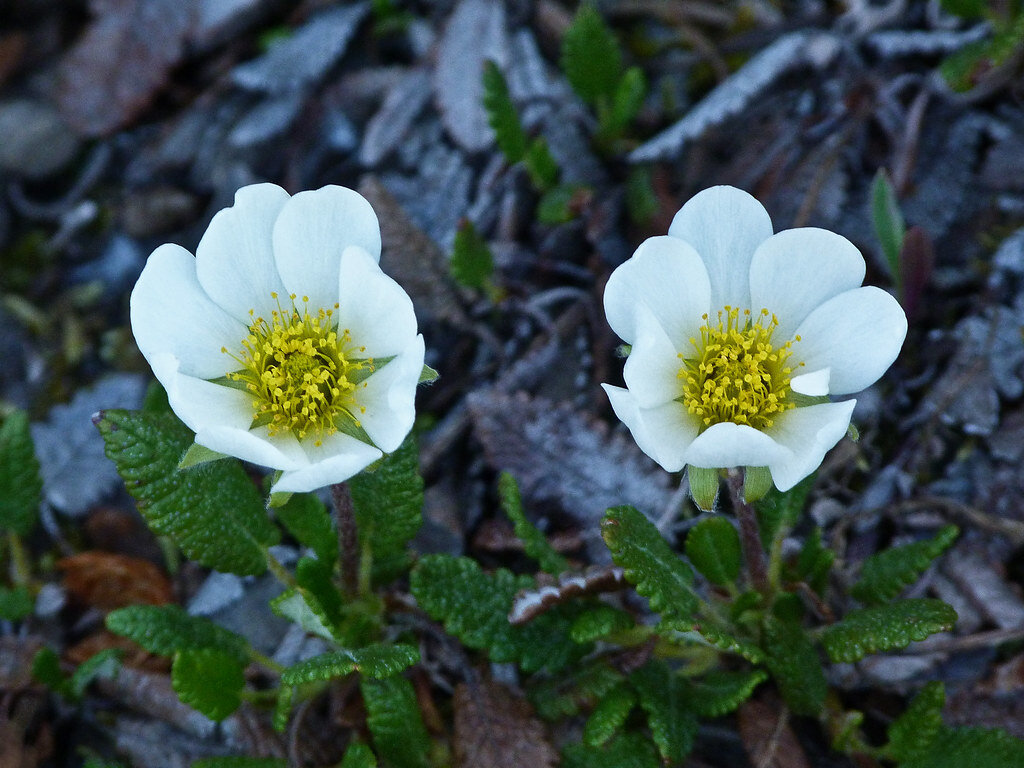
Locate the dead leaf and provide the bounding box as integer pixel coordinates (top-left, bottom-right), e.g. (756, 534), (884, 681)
(55, 0), (195, 137)
(59, 551), (173, 609)
(453, 679), (557, 768)
(737, 696), (812, 768)
(0, 637), (44, 690)
(65, 631), (169, 674)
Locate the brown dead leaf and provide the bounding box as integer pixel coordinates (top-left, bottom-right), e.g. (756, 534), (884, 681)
(65, 631), (169, 674)
(453, 679), (557, 768)
(59, 551), (173, 609)
(55, 0), (195, 137)
(737, 696), (812, 768)
(0, 637), (44, 690)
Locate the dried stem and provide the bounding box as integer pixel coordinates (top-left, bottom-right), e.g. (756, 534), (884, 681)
(726, 470), (769, 594)
(331, 482), (359, 596)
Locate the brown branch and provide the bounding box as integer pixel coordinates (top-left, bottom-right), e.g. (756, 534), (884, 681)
(330, 482), (359, 596)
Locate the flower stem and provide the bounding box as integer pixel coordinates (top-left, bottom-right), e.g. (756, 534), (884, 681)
(726, 470), (769, 594)
(331, 482), (359, 596)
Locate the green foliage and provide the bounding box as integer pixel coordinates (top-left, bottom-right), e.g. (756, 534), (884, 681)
(685, 517), (741, 586)
(106, 604), (250, 663)
(537, 184), (588, 225)
(940, 0), (985, 17)
(450, 220), (495, 292)
(281, 644), (419, 685)
(270, 586), (339, 643)
(887, 681), (946, 763)
(275, 492), (337, 567)
(900, 726), (1024, 768)
(561, 5), (623, 105)
(482, 60), (527, 162)
(563, 732), (661, 768)
(687, 669), (768, 718)
(796, 527), (834, 595)
(192, 759), (288, 768)
(941, 13), (1024, 91)
(605, 67), (646, 136)
(569, 603), (634, 643)
(499, 471), (568, 575)
(528, 659), (624, 720)
(295, 556), (343, 626)
(851, 526), (959, 605)
(172, 649), (245, 721)
(32, 647), (121, 701)
(761, 616), (827, 716)
(524, 138), (559, 190)
(95, 410), (279, 575)
(350, 434), (423, 582)
(361, 676), (430, 768)
(601, 506), (698, 621)
(0, 585), (33, 621)
(0, 410), (42, 536)
(871, 168), (906, 289)
(583, 683), (636, 747)
(687, 623), (765, 663)
(821, 599), (958, 663)
(625, 165), (659, 226)
(410, 554), (581, 672)
(340, 742), (378, 768)
(756, 473), (815, 549)
(631, 662), (697, 763)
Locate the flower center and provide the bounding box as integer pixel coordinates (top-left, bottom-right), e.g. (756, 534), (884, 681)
(222, 293), (373, 446)
(678, 306), (801, 431)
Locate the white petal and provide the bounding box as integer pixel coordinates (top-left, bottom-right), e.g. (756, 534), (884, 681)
(273, 185), (382, 313)
(622, 304), (685, 408)
(792, 287), (908, 395)
(603, 384), (698, 472)
(355, 335), (424, 453)
(667, 186), (773, 311)
(749, 227), (866, 342)
(682, 422), (790, 469)
(790, 367), (831, 396)
(271, 433), (382, 494)
(336, 246), (418, 358)
(766, 401), (856, 491)
(196, 183), (291, 323)
(150, 352), (252, 434)
(195, 425), (308, 472)
(131, 245), (247, 379)
(603, 235), (710, 345)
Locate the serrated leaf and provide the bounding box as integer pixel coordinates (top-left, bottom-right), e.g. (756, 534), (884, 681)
(563, 732), (661, 768)
(340, 742), (377, 768)
(451, 219), (495, 292)
(269, 587), (337, 642)
(172, 648), (244, 721)
(69, 649), (122, 699)
(94, 410), (278, 575)
(601, 506), (698, 621)
(631, 661), (697, 763)
(275, 492), (337, 567)
(583, 683), (636, 747)
(687, 670), (768, 718)
(796, 527), (834, 595)
(852, 526), (959, 606)
(761, 616), (826, 716)
(570, 604), (634, 644)
(411, 554), (580, 673)
(0, 410), (42, 536)
(295, 556), (343, 626)
(482, 60), (526, 162)
(349, 433), (423, 582)
(273, 683), (293, 732)
(361, 675), (430, 768)
(106, 604), (249, 663)
(898, 725), (1024, 768)
(821, 599), (958, 663)
(281, 644), (419, 685)
(606, 66), (645, 135)
(524, 138), (559, 190)
(887, 680), (945, 762)
(527, 659), (624, 720)
(755, 473), (815, 549)
(0, 585), (33, 621)
(192, 758), (288, 768)
(499, 472), (568, 575)
(685, 517), (741, 586)
(560, 4), (622, 104)
(871, 168), (906, 287)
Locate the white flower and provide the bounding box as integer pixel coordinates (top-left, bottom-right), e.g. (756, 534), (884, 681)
(130, 183), (425, 494)
(602, 186), (907, 492)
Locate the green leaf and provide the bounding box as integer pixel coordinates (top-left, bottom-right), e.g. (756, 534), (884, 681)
(69, 649), (122, 699)
(527, 659), (623, 720)
(601, 506), (698, 621)
(625, 165), (658, 226)
(32, 647), (68, 695)
(898, 726), (1024, 768)
(95, 410), (279, 575)
(563, 732), (661, 768)
(687, 670), (768, 718)
(606, 66), (646, 135)
(940, 40), (990, 91)
(871, 168), (906, 287)
(560, 4), (622, 104)
(0, 585), (33, 621)
(821, 599), (958, 663)
(172, 648), (245, 721)
(275, 492), (337, 567)
(498, 472), (568, 575)
(269, 587), (338, 642)
(361, 676), (430, 768)
(340, 742), (378, 768)
(450, 220), (494, 292)
(570, 603), (634, 643)
(0, 410), (42, 536)
(583, 683), (635, 747)
(939, 0), (985, 18)
(482, 60), (527, 162)
(295, 555), (343, 625)
(106, 605), (250, 663)
(796, 527), (834, 595)
(410, 554), (581, 673)
(537, 183), (586, 225)
(631, 662), (697, 763)
(273, 684), (293, 732)
(685, 517), (741, 586)
(887, 681), (945, 762)
(192, 759), (288, 768)
(755, 473), (815, 549)
(349, 433), (423, 582)
(761, 616), (827, 716)
(851, 525), (959, 606)
(281, 644), (419, 685)
(524, 138), (559, 190)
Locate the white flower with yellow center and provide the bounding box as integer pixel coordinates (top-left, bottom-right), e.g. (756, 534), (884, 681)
(602, 185), (908, 492)
(130, 183), (425, 494)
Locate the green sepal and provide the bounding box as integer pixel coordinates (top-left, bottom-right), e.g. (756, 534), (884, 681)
(583, 682), (635, 747)
(761, 615), (827, 716)
(631, 661), (697, 763)
(0, 410), (42, 536)
(886, 680), (945, 762)
(177, 442), (228, 470)
(171, 648), (244, 721)
(0, 585), (33, 621)
(820, 599), (958, 663)
(687, 466), (719, 512)
(418, 364), (439, 384)
(743, 466), (773, 503)
(686, 669), (768, 718)
(361, 676), (430, 768)
(851, 525), (959, 606)
(685, 516), (741, 586)
(106, 604), (250, 663)
(281, 644), (419, 686)
(560, 4), (622, 104)
(274, 492), (337, 567)
(498, 471), (568, 575)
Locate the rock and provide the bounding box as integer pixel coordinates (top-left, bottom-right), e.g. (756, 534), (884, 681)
(120, 187), (202, 237)
(0, 98), (80, 179)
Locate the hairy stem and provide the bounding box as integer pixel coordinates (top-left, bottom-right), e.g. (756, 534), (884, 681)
(331, 482), (359, 596)
(726, 470), (769, 593)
